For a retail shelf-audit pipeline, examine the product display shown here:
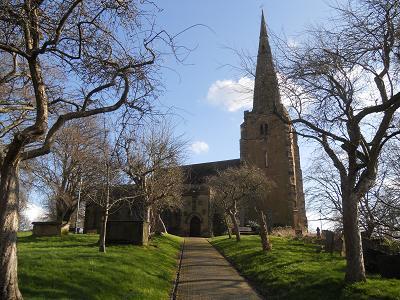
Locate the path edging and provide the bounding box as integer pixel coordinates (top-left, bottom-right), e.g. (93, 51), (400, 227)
(170, 238), (185, 300)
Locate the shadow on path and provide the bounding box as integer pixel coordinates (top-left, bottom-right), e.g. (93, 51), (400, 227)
(176, 237), (262, 300)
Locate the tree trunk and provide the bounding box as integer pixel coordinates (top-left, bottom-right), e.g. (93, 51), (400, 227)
(157, 213), (167, 234)
(99, 162), (111, 253)
(229, 212), (241, 242)
(224, 215), (232, 239)
(145, 206), (152, 236)
(56, 199), (67, 223)
(0, 161), (23, 300)
(364, 220), (375, 239)
(62, 206), (76, 226)
(99, 208), (108, 253)
(257, 209), (271, 251)
(342, 193), (366, 283)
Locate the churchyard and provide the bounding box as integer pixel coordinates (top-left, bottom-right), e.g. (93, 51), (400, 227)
(17, 232), (182, 300)
(16, 231), (400, 299)
(210, 235), (400, 299)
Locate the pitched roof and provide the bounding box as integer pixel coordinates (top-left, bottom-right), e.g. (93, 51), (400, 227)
(181, 159), (241, 184)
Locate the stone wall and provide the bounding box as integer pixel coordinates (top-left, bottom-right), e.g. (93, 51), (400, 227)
(240, 111), (307, 228)
(105, 221), (149, 245)
(32, 222), (62, 236)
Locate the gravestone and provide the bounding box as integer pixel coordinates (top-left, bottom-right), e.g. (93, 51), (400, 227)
(32, 221), (61, 236)
(363, 237), (400, 278)
(323, 230), (335, 253)
(106, 220), (149, 246)
(378, 254), (400, 279)
(239, 226), (255, 235)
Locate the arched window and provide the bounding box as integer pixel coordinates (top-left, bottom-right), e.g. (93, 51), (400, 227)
(260, 123), (268, 136)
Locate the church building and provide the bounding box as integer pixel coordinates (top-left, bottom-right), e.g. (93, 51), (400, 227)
(84, 13), (307, 237)
(164, 12), (307, 237)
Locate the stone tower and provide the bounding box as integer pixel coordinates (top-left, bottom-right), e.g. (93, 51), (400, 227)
(240, 12), (307, 229)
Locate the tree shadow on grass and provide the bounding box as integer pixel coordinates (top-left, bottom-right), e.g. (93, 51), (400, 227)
(19, 249), (174, 300)
(211, 236), (354, 300)
(18, 234), (99, 248)
(19, 272), (150, 300)
(263, 278), (346, 300)
(21, 242), (100, 249)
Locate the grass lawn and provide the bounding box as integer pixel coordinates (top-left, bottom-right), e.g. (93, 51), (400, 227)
(210, 235), (400, 300)
(18, 232), (182, 300)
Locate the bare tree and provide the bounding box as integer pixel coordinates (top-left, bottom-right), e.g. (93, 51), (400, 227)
(274, 0), (400, 282)
(86, 124), (132, 253)
(16, 189), (30, 231)
(244, 166), (273, 251)
(208, 165), (273, 249)
(374, 138), (400, 238)
(305, 153), (344, 229)
(117, 121), (185, 234)
(208, 167), (245, 242)
(31, 117), (103, 225)
(307, 146), (400, 239)
(0, 1), (184, 297)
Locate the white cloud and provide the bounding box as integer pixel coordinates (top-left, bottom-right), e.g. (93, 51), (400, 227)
(24, 203), (46, 223)
(206, 77), (254, 112)
(190, 141), (209, 155)
(287, 38), (299, 48)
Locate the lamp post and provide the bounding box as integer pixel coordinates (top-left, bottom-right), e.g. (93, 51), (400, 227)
(75, 177), (83, 234)
(319, 208), (323, 232)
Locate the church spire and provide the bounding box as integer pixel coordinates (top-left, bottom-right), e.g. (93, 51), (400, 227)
(252, 11), (281, 113)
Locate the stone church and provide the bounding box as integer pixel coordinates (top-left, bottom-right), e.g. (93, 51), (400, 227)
(161, 12), (307, 237)
(84, 13), (307, 237)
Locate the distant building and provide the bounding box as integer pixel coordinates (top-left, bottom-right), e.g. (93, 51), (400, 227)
(84, 12), (307, 237)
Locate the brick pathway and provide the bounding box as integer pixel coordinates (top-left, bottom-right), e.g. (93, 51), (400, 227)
(176, 237), (262, 300)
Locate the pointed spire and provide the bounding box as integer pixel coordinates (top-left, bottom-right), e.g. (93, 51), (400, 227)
(252, 11), (281, 113)
(260, 10), (267, 40)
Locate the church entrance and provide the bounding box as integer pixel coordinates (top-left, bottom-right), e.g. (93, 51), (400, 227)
(189, 216), (201, 237)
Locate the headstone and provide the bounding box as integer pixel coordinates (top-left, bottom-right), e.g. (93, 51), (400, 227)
(378, 254), (400, 279)
(106, 220), (149, 245)
(323, 230), (335, 253)
(32, 221), (62, 236)
(363, 237), (400, 278)
(239, 226), (255, 235)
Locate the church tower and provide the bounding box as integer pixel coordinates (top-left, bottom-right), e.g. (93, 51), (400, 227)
(240, 12), (307, 229)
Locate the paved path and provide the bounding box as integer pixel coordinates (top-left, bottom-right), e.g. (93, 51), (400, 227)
(176, 237), (262, 300)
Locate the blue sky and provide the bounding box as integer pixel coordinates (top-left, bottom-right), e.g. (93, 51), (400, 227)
(156, 0), (336, 166)
(153, 1), (342, 231)
(27, 1), (340, 230)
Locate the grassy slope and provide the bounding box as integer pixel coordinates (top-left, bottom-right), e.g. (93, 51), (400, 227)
(211, 235), (400, 300)
(18, 232), (182, 300)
